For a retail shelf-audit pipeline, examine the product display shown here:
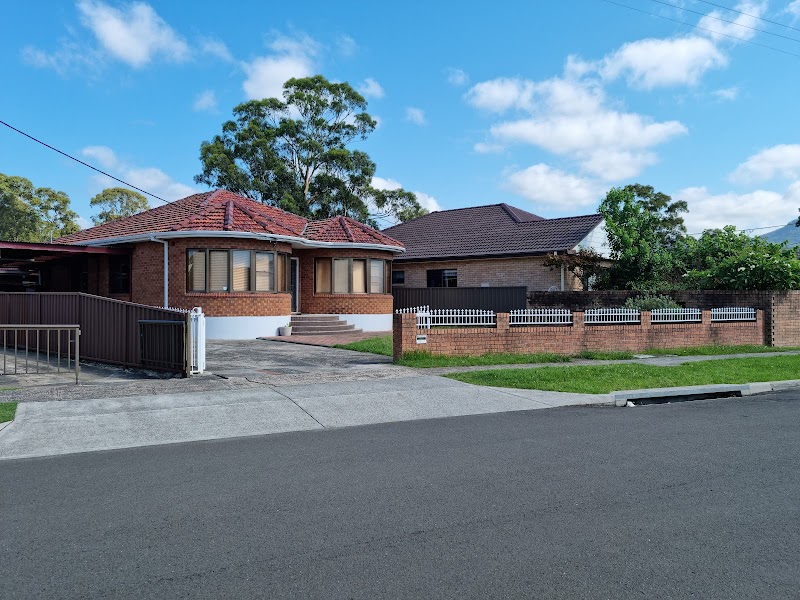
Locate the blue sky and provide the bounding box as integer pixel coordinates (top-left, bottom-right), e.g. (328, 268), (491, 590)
(2, 0), (800, 234)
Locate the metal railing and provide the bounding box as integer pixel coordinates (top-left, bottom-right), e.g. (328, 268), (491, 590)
(189, 307), (206, 374)
(1, 325), (80, 384)
(414, 309), (496, 329)
(510, 308), (573, 326)
(711, 307), (757, 322)
(651, 308), (702, 323)
(584, 308), (641, 324)
(395, 305), (430, 314)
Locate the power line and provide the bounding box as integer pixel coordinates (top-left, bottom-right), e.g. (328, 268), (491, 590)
(599, 0), (800, 58)
(686, 223), (791, 236)
(647, 0), (800, 44)
(692, 0), (800, 34)
(0, 119), (167, 203)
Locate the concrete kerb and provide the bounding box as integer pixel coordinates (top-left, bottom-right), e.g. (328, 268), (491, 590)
(610, 379), (800, 406)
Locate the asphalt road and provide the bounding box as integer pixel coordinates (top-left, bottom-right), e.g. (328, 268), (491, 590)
(2, 391), (799, 599)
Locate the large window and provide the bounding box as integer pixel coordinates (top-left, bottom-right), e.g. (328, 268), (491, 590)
(427, 269), (457, 288)
(108, 255), (131, 294)
(187, 249), (290, 293)
(315, 258), (391, 294)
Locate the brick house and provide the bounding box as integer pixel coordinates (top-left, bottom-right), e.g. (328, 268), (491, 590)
(383, 203), (609, 292)
(29, 189), (404, 339)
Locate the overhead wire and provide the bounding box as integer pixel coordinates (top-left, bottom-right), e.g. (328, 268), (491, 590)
(598, 0), (800, 58)
(0, 118), (168, 203)
(692, 0), (800, 33)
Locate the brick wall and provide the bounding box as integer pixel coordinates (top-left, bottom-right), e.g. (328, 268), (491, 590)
(295, 248), (394, 314)
(393, 310), (765, 359)
(393, 256), (582, 292)
(770, 292), (800, 347)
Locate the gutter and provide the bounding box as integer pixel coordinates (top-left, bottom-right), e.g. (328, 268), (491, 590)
(150, 236), (169, 308)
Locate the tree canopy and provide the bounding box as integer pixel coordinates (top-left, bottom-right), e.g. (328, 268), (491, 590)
(0, 173), (79, 242)
(90, 187), (150, 225)
(195, 75), (426, 227)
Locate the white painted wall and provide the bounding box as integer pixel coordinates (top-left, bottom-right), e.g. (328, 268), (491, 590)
(204, 315), (291, 340)
(576, 221), (611, 258)
(335, 314), (393, 332)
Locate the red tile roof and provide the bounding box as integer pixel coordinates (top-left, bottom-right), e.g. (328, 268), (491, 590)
(383, 204), (603, 261)
(57, 190), (403, 249)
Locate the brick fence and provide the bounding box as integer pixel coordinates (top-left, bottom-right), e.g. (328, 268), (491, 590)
(393, 310), (765, 359)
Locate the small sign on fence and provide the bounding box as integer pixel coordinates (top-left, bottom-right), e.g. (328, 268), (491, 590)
(416, 335), (427, 344)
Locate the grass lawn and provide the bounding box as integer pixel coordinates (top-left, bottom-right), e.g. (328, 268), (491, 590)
(0, 402), (17, 423)
(333, 335), (393, 357)
(646, 345), (800, 356)
(446, 354), (800, 394)
(396, 351), (571, 368)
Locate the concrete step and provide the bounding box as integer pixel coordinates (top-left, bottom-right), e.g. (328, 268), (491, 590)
(292, 327), (363, 336)
(290, 319), (349, 327)
(290, 315), (341, 322)
(291, 323), (357, 333)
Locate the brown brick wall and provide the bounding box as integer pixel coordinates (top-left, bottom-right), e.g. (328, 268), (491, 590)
(295, 248), (394, 314)
(393, 257), (581, 292)
(770, 292), (800, 347)
(394, 310), (765, 359)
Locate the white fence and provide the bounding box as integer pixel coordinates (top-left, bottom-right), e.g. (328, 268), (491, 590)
(189, 307), (206, 374)
(510, 309), (573, 326)
(418, 309), (496, 329)
(584, 308), (641, 324)
(651, 308), (702, 323)
(711, 307), (757, 322)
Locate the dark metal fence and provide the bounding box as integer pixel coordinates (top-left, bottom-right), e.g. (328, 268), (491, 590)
(1, 325), (81, 383)
(392, 286), (528, 312)
(0, 293), (189, 376)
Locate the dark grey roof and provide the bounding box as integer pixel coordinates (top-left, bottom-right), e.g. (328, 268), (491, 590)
(384, 203), (603, 262)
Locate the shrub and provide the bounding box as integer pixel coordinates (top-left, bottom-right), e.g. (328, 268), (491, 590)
(623, 293), (681, 311)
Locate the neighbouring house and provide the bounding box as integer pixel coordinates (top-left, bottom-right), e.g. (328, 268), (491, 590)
(383, 203), (609, 292)
(1, 190), (403, 339)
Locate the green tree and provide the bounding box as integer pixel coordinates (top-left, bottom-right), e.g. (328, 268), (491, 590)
(195, 75), (426, 226)
(598, 185), (686, 290)
(0, 174), (79, 242)
(90, 187), (150, 225)
(682, 226), (800, 290)
(544, 248), (609, 291)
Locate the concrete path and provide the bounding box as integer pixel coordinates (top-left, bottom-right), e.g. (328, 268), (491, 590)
(0, 375), (609, 460)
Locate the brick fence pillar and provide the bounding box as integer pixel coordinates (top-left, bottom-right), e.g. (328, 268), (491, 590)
(496, 313), (509, 331)
(393, 313), (420, 361)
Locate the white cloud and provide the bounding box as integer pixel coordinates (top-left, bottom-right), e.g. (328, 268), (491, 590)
(193, 90), (217, 112)
(580, 150), (659, 181)
(405, 107), (427, 125)
(21, 42), (101, 76)
(358, 78), (384, 99)
(677, 183), (800, 232)
(712, 87), (739, 101)
(336, 35), (358, 57)
(698, 1), (767, 42)
(371, 177), (442, 213)
(789, 0), (800, 18)
(446, 67), (469, 86)
(474, 142), (505, 154)
(242, 33), (318, 100)
(371, 176), (402, 191)
(730, 144), (800, 182)
(76, 215), (93, 230)
(81, 145), (195, 204)
(77, 0), (189, 67)
(200, 38), (233, 62)
(599, 36), (727, 89)
(465, 77), (536, 113)
(504, 164), (602, 209)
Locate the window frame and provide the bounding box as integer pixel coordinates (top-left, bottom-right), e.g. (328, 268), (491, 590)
(427, 268), (458, 288)
(391, 270), (405, 286)
(186, 248), (291, 294)
(108, 255), (131, 294)
(314, 257), (392, 294)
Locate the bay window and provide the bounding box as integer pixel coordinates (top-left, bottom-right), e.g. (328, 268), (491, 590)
(314, 257), (391, 294)
(187, 249), (290, 293)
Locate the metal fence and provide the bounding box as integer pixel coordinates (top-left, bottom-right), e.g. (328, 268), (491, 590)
(711, 307), (757, 322)
(651, 308), (702, 323)
(0, 293), (197, 376)
(1, 325), (80, 383)
(393, 287), (527, 313)
(413, 309), (496, 329)
(509, 309), (573, 326)
(584, 308), (641, 324)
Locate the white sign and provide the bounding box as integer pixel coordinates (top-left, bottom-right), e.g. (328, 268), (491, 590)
(416, 335), (427, 344)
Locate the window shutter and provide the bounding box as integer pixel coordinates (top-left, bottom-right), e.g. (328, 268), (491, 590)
(315, 258), (332, 293)
(209, 250), (229, 291)
(352, 260), (367, 294)
(333, 259), (350, 293)
(187, 250), (206, 292)
(370, 260), (384, 294)
(232, 250), (251, 292)
(255, 252), (274, 292)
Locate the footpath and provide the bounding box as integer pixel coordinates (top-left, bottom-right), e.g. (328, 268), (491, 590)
(1, 343), (799, 460)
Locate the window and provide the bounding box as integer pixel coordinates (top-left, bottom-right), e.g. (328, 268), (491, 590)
(109, 255), (130, 294)
(187, 249), (290, 293)
(427, 269), (457, 288)
(391, 270), (405, 286)
(315, 257), (390, 294)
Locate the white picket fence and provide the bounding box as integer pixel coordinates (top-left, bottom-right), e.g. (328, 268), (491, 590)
(397, 307), (495, 329)
(509, 308), (573, 326)
(651, 308), (702, 323)
(584, 308), (641, 324)
(711, 307), (757, 322)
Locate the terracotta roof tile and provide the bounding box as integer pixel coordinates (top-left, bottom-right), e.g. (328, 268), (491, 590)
(304, 216), (403, 247)
(383, 204), (603, 261)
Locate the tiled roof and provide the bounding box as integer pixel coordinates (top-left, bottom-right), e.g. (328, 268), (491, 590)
(383, 204), (603, 261)
(56, 190), (403, 248)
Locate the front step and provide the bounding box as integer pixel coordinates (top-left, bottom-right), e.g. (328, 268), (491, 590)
(289, 315), (362, 336)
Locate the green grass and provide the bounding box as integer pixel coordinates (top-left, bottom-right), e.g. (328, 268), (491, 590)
(574, 350), (635, 360)
(646, 345), (800, 356)
(0, 402), (17, 423)
(446, 354), (800, 394)
(333, 334), (393, 356)
(396, 351), (571, 368)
